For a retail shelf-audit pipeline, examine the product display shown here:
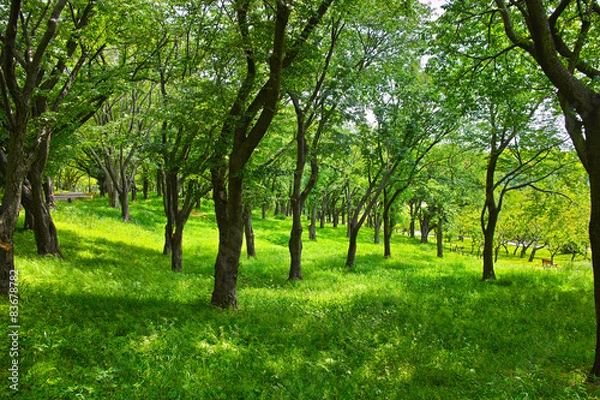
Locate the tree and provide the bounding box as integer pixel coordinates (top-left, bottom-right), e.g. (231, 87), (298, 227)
(0, 0), (100, 294)
(87, 87), (155, 222)
(432, 6), (565, 280)
(209, 0), (334, 308)
(446, 0), (600, 378)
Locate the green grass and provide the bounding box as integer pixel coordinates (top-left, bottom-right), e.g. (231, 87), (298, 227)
(0, 196), (598, 399)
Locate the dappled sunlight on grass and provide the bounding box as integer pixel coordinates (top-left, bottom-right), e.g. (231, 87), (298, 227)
(1, 196), (598, 399)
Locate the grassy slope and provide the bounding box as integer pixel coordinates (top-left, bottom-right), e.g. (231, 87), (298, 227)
(0, 196), (598, 399)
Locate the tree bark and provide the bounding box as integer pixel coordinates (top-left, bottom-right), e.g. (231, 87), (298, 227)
(409, 200), (417, 239)
(482, 198), (499, 280)
(383, 206), (392, 258)
(211, 168), (243, 309)
(436, 218), (443, 258)
(28, 169), (62, 257)
(156, 168), (164, 197)
(119, 188), (131, 222)
(44, 176), (56, 208)
(0, 132), (27, 295)
(244, 204), (256, 258)
(309, 203), (317, 240)
(373, 212), (381, 244)
(27, 132), (62, 257)
(162, 171), (176, 255)
(420, 213), (430, 244)
(586, 113), (600, 377)
(143, 175), (150, 200)
(171, 225), (184, 272)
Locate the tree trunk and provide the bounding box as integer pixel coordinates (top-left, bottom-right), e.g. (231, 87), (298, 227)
(319, 208), (326, 228)
(309, 203), (317, 240)
(21, 184), (35, 231)
(28, 133), (62, 257)
(288, 197), (304, 280)
(211, 169), (243, 309)
(105, 178), (118, 208)
(171, 225), (184, 272)
(436, 218), (443, 258)
(382, 187), (403, 258)
(520, 243), (529, 258)
(156, 168), (164, 197)
(28, 171), (62, 257)
(345, 163), (399, 268)
(383, 204), (392, 258)
(119, 188), (131, 222)
(420, 215), (430, 244)
(44, 176), (56, 208)
(143, 176), (150, 200)
(162, 171), (177, 255)
(244, 204), (256, 258)
(373, 212), (381, 244)
(482, 205), (499, 280)
(586, 115), (600, 378)
(0, 127), (28, 296)
(345, 228), (359, 269)
(287, 92), (320, 280)
(409, 201), (417, 239)
(131, 180), (138, 202)
(528, 241), (544, 262)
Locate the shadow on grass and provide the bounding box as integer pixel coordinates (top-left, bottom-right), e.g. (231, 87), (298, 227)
(8, 265), (596, 399)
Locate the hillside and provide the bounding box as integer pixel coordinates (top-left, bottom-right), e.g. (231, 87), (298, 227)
(1, 196), (597, 399)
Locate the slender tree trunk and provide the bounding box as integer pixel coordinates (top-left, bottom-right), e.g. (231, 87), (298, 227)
(287, 92), (319, 280)
(319, 205), (326, 228)
(309, 203), (317, 240)
(156, 168), (164, 197)
(373, 212), (381, 244)
(520, 243), (530, 258)
(44, 176), (56, 208)
(482, 205), (499, 280)
(383, 205), (392, 258)
(119, 188), (131, 222)
(346, 228), (359, 269)
(409, 201), (417, 239)
(346, 164), (399, 268)
(131, 180), (138, 202)
(436, 218), (443, 258)
(288, 97), (308, 281)
(143, 176), (149, 200)
(481, 148), (501, 281)
(528, 241), (544, 262)
(28, 133), (62, 257)
(244, 204), (256, 258)
(171, 225), (184, 272)
(420, 216), (430, 244)
(162, 171), (177, 255)
(289, 195), (304, 280)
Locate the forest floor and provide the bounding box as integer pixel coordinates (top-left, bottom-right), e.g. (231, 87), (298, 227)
(0, 195), (598, 399)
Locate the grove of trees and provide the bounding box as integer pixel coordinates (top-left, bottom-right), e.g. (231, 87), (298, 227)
(1, 0), (598, 380)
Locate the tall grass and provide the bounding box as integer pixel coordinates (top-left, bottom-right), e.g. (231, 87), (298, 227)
(0, 196), (598, 399)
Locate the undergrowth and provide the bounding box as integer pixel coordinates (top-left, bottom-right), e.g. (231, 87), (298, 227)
(0, 196), (597, 399)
